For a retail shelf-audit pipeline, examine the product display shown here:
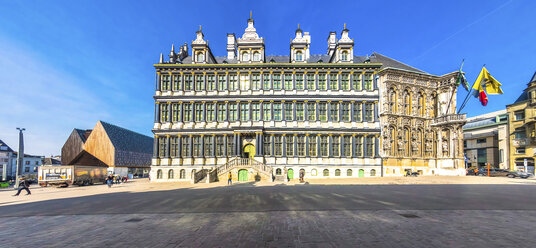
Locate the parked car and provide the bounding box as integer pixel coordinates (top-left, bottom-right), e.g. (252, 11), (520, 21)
(506, 171), (533, 179)
(466, 167), (479, 176)
(477, 168), (509, 177)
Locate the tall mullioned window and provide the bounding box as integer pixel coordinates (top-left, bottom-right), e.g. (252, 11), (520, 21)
(309, 136), (317, 157)
(341, 102), (350, 122)
(296, 103), (304, 121)
(284, 103), (293, 121)
(229, 74), (238, 90)
(273, 74), (281, 90)
(343, 136), (351, 157)
(295, 74), (304, 90)
(352, 74), (362, 90)
(204, 136), (212, 157)
(195, 75), (205, 91)
(183, 103), (192, 122)
(184, 75), (193, 90)
(239, 74), (249, 91)
(240, 103), (249, 121)
(264, 136), (271, 156)
(364, 74), (373, 90)
(251, 103), (260, 121)
(217, 103), (226, 121)
(307, 74), (315, 90)
(195, 103), (203, 122)
(332, 136), (340, 157)
(172, 103), (179, 122)
(353, 102), (362, 122)
(170, 137), (178, 157)
(366, 136), (374, 157)
(173, 74), (181, 91)
(284, 74), (293, 90)
(355, 136), (363, 156)
(297, 136), (305, 157)
(218, 75), (227, 91)
(365, 103), (374, 122)
(160, 104), (169, 122)
(320, 136), (328, 157)
(263, 103), (271, 121)
(226, 136), (234, 156)
(341, 74), (349, 90)
(228, 103), (237, 121)
(263, 74), (271, 90)
(307, 103), (316, 121)
(182, 136), (190, 157)
(329, 74), (338, 90)
(207, 75), (216, 91)
(193, 137), (201, 157)
(319, 103), (327, 121)
(330, 103), (339, 121)
(274, 136), (282, 156)
(206, 104), (215, 121)
(273, 103), (282, 121)
(318, 74), (327, 90)
(252, 74), (261, 90)
(161, 74), (170, 91)
(158, 137), (166, 157)
(285, 136), (294, 157)
(216, 136), (224, 156)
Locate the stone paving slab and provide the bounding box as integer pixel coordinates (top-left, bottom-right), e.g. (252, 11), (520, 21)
(1, 210), (535, 248)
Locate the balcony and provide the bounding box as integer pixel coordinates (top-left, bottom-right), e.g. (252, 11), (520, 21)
(431, 114), (466, 126)
(513, 137), (536, 146)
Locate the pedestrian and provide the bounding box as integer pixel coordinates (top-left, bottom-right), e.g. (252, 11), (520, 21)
(13, 178), (31, 196)
(124, 176), (128, 183)
(115, 175), (120, 184)
(107, 174), (113, 188)
(227, 172), (232, 185)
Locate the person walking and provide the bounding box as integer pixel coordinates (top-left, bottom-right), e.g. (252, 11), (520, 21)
(227, 172), (232, 185)
(107, 174), (113, 188)
(13, 178), (31, 196)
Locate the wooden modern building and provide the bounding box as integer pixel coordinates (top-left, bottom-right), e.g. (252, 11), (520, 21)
(62, 121), (153, 177)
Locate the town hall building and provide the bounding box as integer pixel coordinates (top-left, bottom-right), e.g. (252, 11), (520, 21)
(151, 15), (466, 182)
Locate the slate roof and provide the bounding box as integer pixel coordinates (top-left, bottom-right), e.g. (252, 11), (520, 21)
(99, 121), (153, 154)
(75, 129), (92, 143)
(463, 117), (497, 129)
(531, 71), (536, 83)
(513, 91), (528, 104)
(172, 53), (425, 73)
(0, 139), (14, 153)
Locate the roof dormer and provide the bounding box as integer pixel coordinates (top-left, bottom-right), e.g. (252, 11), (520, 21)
(290, 24), (311, 63)
(331, 24), (354, 63)
(237, 12), (265, 63)
(191, 26), (216, 64)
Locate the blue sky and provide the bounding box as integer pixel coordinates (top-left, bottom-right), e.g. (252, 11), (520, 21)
(0, 0), (534, 155)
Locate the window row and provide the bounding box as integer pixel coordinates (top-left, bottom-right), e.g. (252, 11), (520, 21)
(158, 72), (376, 92)
(157, 101), (377, 123)
(155, 134), (378, 159)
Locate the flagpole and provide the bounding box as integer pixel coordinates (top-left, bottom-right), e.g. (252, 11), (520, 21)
(458, 64), (486, 114)
(445, 59), (464, 115)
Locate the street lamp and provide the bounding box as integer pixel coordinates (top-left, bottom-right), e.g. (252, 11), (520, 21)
(15, 128), (25, 189)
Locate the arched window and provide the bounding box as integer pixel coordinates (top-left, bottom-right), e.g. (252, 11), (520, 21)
(311, 169), (317, 176)
(341, 51), (348, 61)
(335, 169), (341, 176)
(347, 169), (353, 176)
(196, 52), (205, 62)
(323, 169), (329, 176)
(389, 89), (397, 113)
(418, 93), (424, 116)
(276, 168), (282, 175)
(242, 52), (250, 61)
(296, 51), (303, 61)
(168, 169), (174, 179)
(404, 90), (411, 115)
(157, 169), (162, 179)
(370, 169), (376, 176)
(253, 52), (260, 61)
(180, 169), (186, 179)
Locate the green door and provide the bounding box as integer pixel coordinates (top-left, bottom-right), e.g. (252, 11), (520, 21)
(238, 169), (248, 181)
(288, 169), (294, 179)
(358, 169), (365, 178)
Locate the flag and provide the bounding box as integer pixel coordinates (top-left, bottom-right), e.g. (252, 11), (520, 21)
(471, 66), (503, 106)
(456, 60), (470, 91)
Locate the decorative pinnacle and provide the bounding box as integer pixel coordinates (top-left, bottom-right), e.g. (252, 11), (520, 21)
(199, 25), (202, 31)
(297, 23), (300, 29)
(250, 11), (252, 18)
(344, 23), (346, 29)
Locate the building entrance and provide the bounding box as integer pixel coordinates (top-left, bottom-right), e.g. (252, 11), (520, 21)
(243, 144), (255, 159)
(288, 169), (294, 179)
(238, 169), (248, 181)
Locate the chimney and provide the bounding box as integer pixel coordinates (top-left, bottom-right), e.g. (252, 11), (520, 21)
(227, 33), (237, 60)
(327, 32), (337, 56)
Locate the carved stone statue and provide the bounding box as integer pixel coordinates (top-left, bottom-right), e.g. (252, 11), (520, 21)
(442, 138), (449, 157)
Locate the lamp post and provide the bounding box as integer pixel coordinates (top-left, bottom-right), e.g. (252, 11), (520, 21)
(15, 128), (25, 189)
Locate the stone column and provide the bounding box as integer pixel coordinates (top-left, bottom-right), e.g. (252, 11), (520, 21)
(153, 135), (159, 158)
(337, 73), (341, 90)
(168, 102), (172, 123)
(292, 72), (296, 90)
(304, 102), (308, 120)
(363, 135), (368, 158)
(166, 135), (171, 158)
(281, 102), (286, 121)
(154, 103), (159, 123)
(292, 101), (297, 121)
(203, 102), (207, 122)
(374, 101), (378, 122)
(258, 133), (264, 156)
(271, 135), (275, 157)
(362, 102), (366, 122)
(316, 135), (321, 158)
(282, 135), (287, 157)
(327, 102), (332, 122)
(179, 102), (184, 123)
(293, 135), (298, 157)
(305, 135), (310, 157)
(328, 135), (333, 158)
(350, 101), (355, 122)
(259, 102), (264, 121)
(156, 73), (160, 91)
(212, 135), (216, 157)
(224, 134), (228, 158)
(189, 135), (194, 158)
(177, 135), (182, 158)
(374, 136), (380, 158)
(339, 102), (343, 122)
(351, 135), (356, 158)
(340, 135), (345, 158)
(315, 102), (319, 121)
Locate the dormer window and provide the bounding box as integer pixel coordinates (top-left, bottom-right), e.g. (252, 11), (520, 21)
(196, 52), (205, 62)
(296, 51), (303, 61)
(341, 51), (348, 61)
(242, 52), (250, 61)
(253, 52), (260, 61)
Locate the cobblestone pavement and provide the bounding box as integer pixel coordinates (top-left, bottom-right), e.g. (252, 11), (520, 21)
(1, 178), (536, 247)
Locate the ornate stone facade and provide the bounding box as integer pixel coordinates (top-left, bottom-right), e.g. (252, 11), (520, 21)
(378, 69), (466, 176)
